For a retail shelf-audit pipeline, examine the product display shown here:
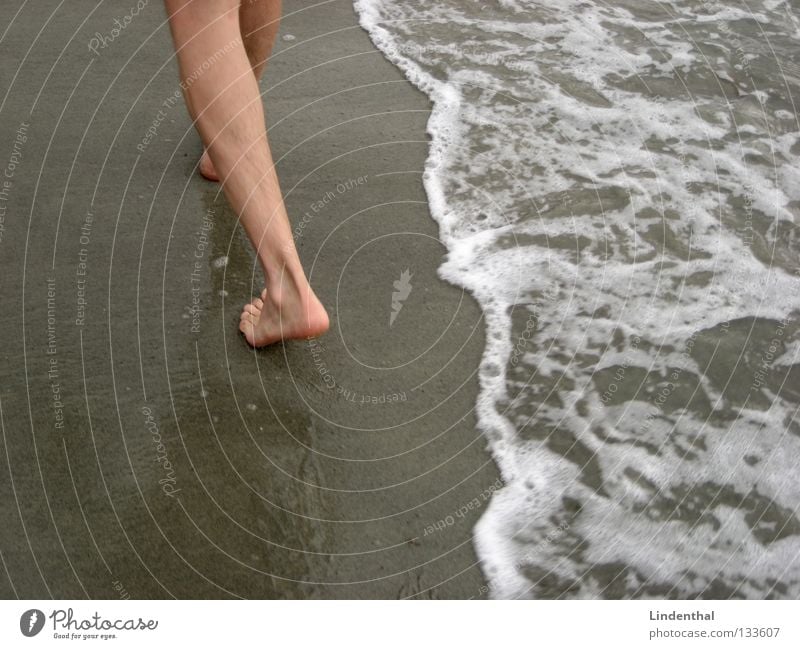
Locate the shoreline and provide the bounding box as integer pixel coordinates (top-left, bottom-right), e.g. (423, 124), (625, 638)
(0, 0), (500, 599)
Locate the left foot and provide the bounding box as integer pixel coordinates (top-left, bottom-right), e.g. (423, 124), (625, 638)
(239, 287), (330, 347)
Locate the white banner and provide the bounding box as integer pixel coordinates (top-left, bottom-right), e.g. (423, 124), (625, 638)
(1, 601), (798, 648)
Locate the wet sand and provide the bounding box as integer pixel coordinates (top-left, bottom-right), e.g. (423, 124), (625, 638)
(0, 0), (500, 598)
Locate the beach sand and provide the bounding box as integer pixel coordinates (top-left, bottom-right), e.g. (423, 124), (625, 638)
(0, 0), (500, 598)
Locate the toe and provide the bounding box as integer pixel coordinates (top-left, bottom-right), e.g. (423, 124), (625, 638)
(239, 316), (256, 341)
(199, 151), (219, 182)
(244, 303), (260, 317)
(261, 288), (268, 301)
(251, 297), (264, 310)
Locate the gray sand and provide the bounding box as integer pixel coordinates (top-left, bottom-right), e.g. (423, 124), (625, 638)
(0, 0), (500, 598)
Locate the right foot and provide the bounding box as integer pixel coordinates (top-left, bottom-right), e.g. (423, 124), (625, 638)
(239, 287), (330, 348)
(199, 149), (219, 182)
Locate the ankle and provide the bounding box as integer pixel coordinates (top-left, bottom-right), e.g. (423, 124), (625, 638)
(263, 263), (311, 306)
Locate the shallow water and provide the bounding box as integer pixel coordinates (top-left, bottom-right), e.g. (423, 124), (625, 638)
(355, 0), (800, 598)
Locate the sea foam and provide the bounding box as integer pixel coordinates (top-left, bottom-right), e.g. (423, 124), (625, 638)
(355, 0), (800, 598)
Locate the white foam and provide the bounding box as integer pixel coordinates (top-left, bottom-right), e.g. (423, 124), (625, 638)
(355, 0), (800, 598)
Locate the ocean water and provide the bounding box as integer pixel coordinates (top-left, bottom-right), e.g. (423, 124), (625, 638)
(354, 0), (800, 598)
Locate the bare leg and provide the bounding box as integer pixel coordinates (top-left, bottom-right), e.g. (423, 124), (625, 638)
(241, 0), (282, 80)
(199, 0), (282, 181)
(165, 0), (329, 346)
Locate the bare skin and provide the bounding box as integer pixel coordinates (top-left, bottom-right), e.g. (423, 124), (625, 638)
(198, 0), (281, 181)
(165, 0), (329, 347)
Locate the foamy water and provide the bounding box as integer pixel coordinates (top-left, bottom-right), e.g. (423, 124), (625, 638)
(354, 0), (800, 598)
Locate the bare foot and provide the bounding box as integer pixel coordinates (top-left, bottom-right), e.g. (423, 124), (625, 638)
(199, 149), (219, 182)
(239, 287), (330, 347)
